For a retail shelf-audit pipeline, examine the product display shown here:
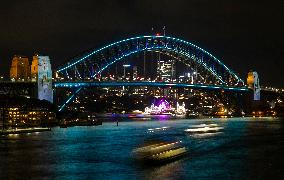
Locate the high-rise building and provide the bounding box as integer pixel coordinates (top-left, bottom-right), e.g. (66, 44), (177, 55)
(133, 66), (138, 79)
(10, 55), (30, 81)
(157, 59), (175, 82)
(31, 55), (53, 103)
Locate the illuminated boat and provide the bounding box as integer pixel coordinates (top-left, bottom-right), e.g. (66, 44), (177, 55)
(184, 124), (223, 133)
(133, 140), (187, 164)
(147, 127), (169, 133)
(190, 123), (218, 128)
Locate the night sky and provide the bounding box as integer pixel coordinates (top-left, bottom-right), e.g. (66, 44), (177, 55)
(0, 0), (283, 87)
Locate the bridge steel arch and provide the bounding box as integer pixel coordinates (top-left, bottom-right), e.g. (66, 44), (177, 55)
(55, 35), (246, 111)
(57, 36), (244, 85)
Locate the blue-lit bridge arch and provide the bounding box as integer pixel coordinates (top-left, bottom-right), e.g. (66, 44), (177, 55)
(55, 35), (247, 111)
(56, 35), (244, 85)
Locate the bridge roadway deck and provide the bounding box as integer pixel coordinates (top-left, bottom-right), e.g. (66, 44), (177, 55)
(54, 81), (249, 92)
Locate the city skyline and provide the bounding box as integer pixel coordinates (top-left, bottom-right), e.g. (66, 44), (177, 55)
(0, 0), (283, 87)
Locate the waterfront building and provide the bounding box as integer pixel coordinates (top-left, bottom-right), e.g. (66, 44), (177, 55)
(0, 95), (56, 128)
(10, 55), (30, 81)
(7, 107), (56, 127)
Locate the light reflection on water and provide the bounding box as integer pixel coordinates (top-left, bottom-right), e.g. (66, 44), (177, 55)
(1, 117), (284, 179)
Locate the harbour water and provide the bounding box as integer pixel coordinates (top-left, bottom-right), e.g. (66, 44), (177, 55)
(1, 117), (284, 179)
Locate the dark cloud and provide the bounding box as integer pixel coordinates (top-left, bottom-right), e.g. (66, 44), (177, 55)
(0, 0), (283, 86)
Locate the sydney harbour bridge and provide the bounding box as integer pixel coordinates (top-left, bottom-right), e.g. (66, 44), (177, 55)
(53, 35), (250, 112)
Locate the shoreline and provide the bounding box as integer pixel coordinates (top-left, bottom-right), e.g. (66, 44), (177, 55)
(0, 127), (51, 135)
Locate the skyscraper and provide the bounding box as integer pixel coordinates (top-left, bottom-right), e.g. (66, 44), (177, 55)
(10, 55), (30, 81)
(157, 59), (175, 82)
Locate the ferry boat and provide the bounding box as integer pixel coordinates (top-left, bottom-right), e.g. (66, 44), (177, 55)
(147, 127), (169, 133)
(184, 124), (223, 134)
(133, 140), (187, 164)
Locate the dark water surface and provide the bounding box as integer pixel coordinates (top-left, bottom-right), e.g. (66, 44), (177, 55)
(1, 117), (284, 179)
